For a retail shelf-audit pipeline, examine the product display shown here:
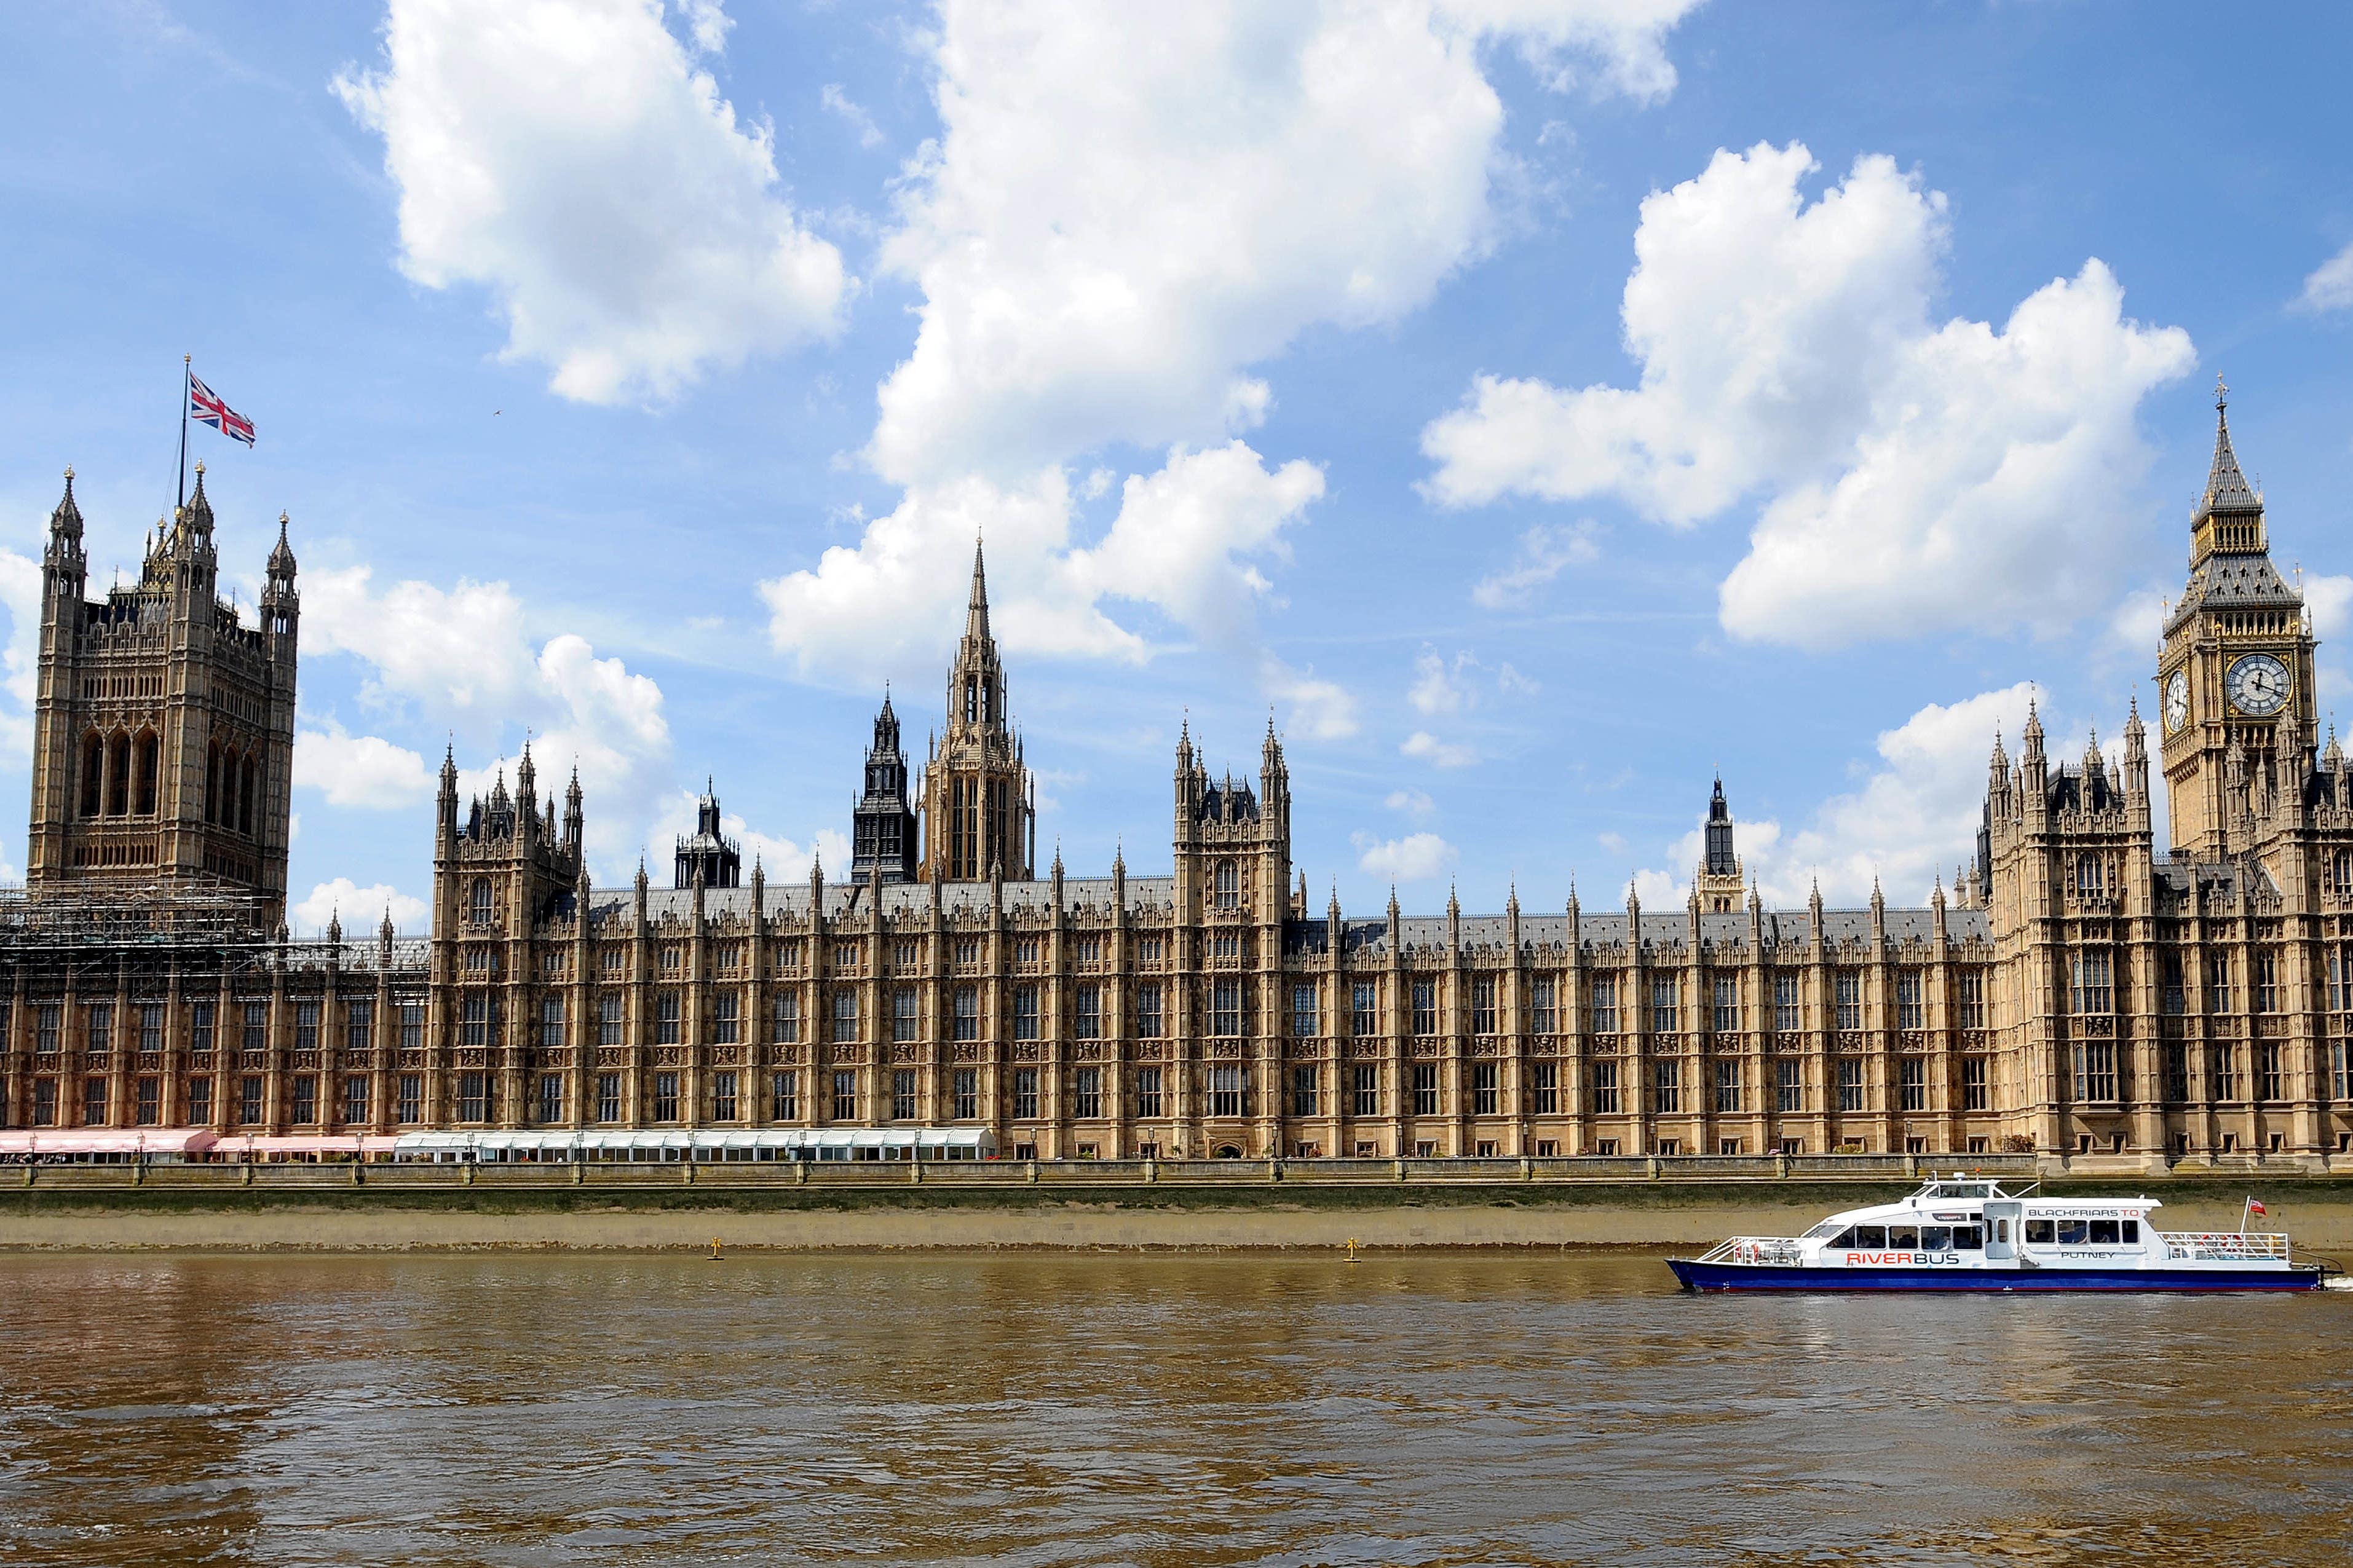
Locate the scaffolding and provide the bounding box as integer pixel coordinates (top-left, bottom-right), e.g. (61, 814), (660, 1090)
(0, 883), (428, 990)
(2, 883), (270, 944)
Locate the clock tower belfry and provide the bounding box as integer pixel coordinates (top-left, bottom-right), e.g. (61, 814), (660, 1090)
(2157, 384), (2316, 861)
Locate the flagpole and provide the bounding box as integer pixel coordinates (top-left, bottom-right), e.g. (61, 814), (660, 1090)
(176, 353), (191, 514)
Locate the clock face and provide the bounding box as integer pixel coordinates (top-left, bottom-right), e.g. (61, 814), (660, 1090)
(2162, 669), (2189, 733)
(2224, 652), (2292, 717)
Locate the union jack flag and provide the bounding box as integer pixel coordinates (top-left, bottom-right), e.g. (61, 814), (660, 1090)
(188, 372), (255, 447)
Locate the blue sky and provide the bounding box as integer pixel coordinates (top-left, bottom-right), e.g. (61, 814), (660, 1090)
(2, 0), (2349, 932)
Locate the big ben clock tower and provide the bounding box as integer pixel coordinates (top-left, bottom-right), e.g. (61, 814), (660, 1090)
(2157, 382), (2316, 860)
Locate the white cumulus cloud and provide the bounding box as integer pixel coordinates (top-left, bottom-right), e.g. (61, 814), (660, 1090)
(1423, 141), (2195, 648)
(2306, 573), (2353, 640)
(761, 441), (1341, 730)
(1354, 829), (1459, 883)
(1402, 730), (1479, 768)
(304, 565), (673, 873)
(293, 878), (431, 937)
(2300, 241), (2353, 313)
(1409, 646), (1477, 715)
(1386, 787), (1436, 818)
(1629, 682), (2126, 908)
(335, 0), (846, 403)
(1261, 655), (1360, 740)
(869, 0), (1700, 486)
(295, 724), (436, 810)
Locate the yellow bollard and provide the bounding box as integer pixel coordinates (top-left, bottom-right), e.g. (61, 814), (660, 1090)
(708, 1236), (724, 1261)
(1345, 1237), (1361, 1264)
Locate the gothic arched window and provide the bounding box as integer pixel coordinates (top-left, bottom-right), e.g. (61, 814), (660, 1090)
(2335, 849), (2353, 900)
(133, 733), (159, 816)
(106, 731), (131, 816)
(79, 733), (103, 818)
(470, 878), (494, 926)
(238, 754), (256, 836)
(1213, 861), (1239, 910)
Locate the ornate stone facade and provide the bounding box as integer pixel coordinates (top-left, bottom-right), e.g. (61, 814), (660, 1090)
(4, 402), (2351, 1168)
(25, 464), (297, 923)
(1981, 392), (2353, 1163)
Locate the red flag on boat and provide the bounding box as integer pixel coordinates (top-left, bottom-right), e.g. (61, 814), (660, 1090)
(2247, 1199), (2266, 1216)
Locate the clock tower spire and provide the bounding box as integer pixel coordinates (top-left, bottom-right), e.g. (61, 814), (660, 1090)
(2157, 383), (2314, 860)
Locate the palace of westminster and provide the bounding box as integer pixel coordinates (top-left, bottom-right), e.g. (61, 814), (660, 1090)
(6, 396), (2353, 1168)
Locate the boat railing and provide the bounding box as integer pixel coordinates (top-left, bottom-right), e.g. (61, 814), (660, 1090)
(1696, 1236), (1808, 1267)
(2158, 1231), (2290, 1262)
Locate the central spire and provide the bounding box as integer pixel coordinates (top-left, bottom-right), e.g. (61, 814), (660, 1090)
(922, 534), (1033, 881)
(967, 537), (992, 642)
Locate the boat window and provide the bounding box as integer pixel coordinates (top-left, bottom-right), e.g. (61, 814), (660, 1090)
(1955, 1226), (1983, 1250)
(1921, 1226), (1952, 1251)
(2025, 1219), (2055, 1245)
(1852, 1226), (1886, 1250)
(2121, 1219), (2139, 1243)
(1824, 1227), (1856, 1247)
(2057, 1220), (2090, 1246)
(2088, 1219), (2120, 1245)
(1887, 1225), (1919, 1249)
(1802, 1221), (1845, 1240)
(1991, 1219), (2007, 1245)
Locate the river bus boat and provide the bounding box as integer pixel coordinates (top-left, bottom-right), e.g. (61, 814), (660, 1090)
(1669, 1176), (2327, 1292)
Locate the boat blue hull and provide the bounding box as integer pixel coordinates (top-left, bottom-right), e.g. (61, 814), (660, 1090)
(1668, 1259), (2323, 1292)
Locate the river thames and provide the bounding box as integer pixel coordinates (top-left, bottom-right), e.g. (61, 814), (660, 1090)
(1, 1251), (2347, 1566)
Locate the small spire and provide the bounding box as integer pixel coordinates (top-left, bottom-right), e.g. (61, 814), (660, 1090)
(267, 512), (296, 577)
(52, 467), (81, 529)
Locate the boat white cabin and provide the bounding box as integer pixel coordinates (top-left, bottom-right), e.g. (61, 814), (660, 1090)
(1672, 1176), (2321, 1291)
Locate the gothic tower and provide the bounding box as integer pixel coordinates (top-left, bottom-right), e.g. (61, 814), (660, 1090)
(25, 464), (298, 925)
(1171, 717), (1293, 926)
(852, 691), (917, 884)
(919, 543), (1034, 881)
(433, 746), (587, 942)
(1695, 776), (1743, 912)
(2158, 386), (2315, 861)
(674, 779), (741, 889)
